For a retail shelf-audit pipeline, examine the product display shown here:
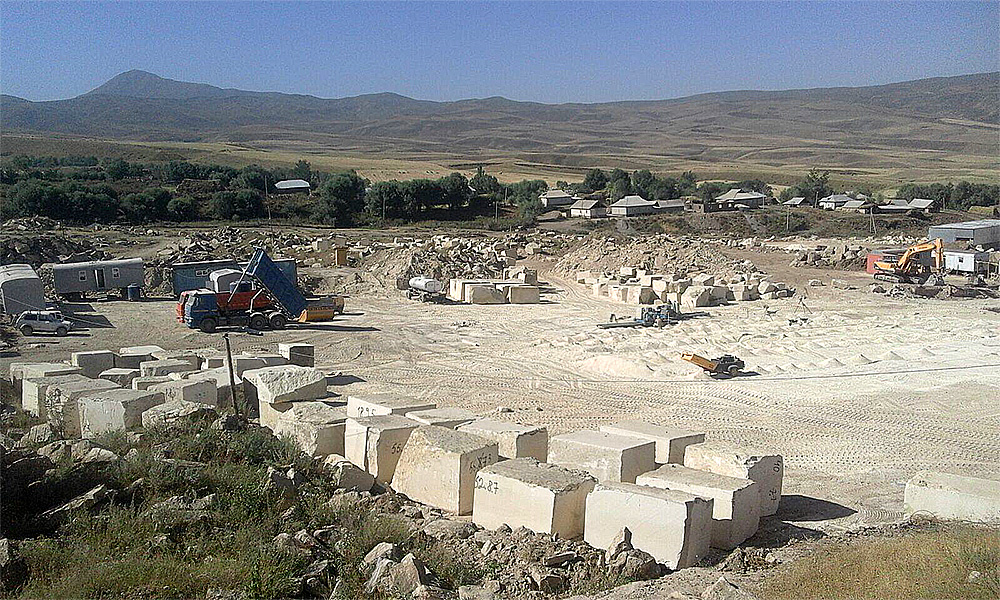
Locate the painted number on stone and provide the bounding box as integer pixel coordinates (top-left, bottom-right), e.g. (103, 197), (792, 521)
(389, 442), (404, 454)
(468, 454), (493, 473)
(475, 476), (499, 494)
(767, 489), (778, 501)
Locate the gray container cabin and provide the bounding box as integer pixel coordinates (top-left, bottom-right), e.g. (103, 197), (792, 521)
(0, 264), (46, 315)
(170, 258), (298, 297)
(52, 258), (145, 298)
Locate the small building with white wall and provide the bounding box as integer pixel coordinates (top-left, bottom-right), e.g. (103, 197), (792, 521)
(609, 195), (657, 217)
(540, 190), (576, 208)
(569, 199), (606, 218)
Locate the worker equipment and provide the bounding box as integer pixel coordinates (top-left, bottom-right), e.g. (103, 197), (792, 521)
(598, 303), (680, 329)
(681, 352), (745, 376)
(873, 238), (943, 284)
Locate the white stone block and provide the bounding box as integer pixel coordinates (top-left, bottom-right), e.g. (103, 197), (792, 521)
(99, 368), (140, 388)
(473, 458), (595, 538)
(278, 343), (315, 367)
(45, 378), (120, 438)
(391, 426), (499, 515)
(149, 379), (217, 406)
(132, 375), (173, 391)
(141, 400), (217, 428)
(548, 430), (656, 483)
(186, 367), (240, 409)
(116, 345), (164, 369)
(21, 374), (88, 418)
(506, 285), (540, 304)
(637, 464), (760, 549)
(344, 415), (418, 485)
(405, 407), (477, 429)
(692, 274), (715, 287)
(71, 351), (118, 378)
(584, 482), (713, 569)
(458, 418), (548, 461)
(684, 442), (783, 516)
(904, 471), (1000, 523)
(226, 356), (267, 378)
(242, 366), (327, 405)
(79, 389), (164, 438)
(139, 359), (196, 377)
(346, 394), (435, 419)
(150, 350), (201, 369)
(468, 285), (506, 305)
(13, 363), (83, 395)
(599, 421), (705, 464)
(271, 401), (348, 457)
(681, 286), (712, 308)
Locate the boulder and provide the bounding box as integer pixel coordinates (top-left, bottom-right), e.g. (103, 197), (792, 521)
(322, 454), (375, 492)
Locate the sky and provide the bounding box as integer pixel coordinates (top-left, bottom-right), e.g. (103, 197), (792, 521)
(1, 1), (997, 103)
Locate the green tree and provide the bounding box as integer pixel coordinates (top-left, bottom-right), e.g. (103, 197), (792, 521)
(166, 196), (198, 221)
(210, 190), (264, 220)
(314, 171), (368, 226)
(291, 160), (312, 181)
(470, 166), (500, 196)
(438, 172), (471, 211)
(800, 169), (832, 206)
(365, 181), (409, 220)
(582, 168), (608, 191)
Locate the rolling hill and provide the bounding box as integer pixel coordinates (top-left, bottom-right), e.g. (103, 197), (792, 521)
(2, 70), (998, 182)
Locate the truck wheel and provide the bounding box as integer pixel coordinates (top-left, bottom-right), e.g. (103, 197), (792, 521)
(249, 314), (268, 331)
(56, 326), (68, 337)
(269, 313), (287, 330)
(19, 325), (33, 336)
(200, 318), (218, 333)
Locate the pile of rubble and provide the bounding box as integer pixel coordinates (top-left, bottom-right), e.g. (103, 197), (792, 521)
(785, 242), (869, 269)
(356, 232), (575, 295)
(554, 234), (756, 282)
(1, 216), (62, 232)
(0, 233), (110, 270)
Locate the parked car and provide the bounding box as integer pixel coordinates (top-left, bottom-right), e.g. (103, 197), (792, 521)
(14, 310), (73, 337)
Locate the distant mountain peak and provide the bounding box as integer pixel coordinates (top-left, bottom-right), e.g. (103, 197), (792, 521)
(85, 70), (237, 100)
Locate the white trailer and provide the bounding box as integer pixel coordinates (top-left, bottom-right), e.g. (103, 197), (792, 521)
(943, 250), (988, 274)
(52, 258), (144, 299)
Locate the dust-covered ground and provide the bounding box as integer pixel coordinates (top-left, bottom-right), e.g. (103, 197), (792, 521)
(6, 235), (999, 546)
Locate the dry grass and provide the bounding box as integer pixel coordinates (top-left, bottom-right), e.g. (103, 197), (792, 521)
(762, 524), (1000, 600)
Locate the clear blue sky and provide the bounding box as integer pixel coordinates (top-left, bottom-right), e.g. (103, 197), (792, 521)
(2, 1), (997, 103)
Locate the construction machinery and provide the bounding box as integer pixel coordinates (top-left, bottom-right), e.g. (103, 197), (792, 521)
(178, 248), (343, 333)
(681, 352), (745, 376)
(873, 238), (944, 284)
(598, 303), (681, 329)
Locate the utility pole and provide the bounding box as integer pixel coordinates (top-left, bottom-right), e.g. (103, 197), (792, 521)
(223, 332), (240, 418)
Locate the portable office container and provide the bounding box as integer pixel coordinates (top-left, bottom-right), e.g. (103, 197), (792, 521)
(0, 264), (46, 315)
(52, 259), (145, 297)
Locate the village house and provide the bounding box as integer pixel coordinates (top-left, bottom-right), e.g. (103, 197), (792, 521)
(608, 195), (657, 216)
(568, 198), (606, 219)
(539, 189), (576, 208)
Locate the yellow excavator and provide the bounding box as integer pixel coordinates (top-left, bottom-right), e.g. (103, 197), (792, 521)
(873, 238), (943, 284)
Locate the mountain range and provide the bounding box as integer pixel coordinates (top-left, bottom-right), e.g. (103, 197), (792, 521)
(2, 70), (998, 178)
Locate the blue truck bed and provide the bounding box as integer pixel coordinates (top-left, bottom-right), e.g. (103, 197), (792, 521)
(244, 249), (308, 318)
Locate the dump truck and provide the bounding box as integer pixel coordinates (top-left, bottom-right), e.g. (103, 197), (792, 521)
(681, 352), (745, 376)
(873, 238), (943, 284)
(177, 248), (343, 333)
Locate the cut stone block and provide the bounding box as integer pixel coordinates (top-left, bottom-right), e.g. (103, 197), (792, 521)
(132, 375), (172, 391)
(271, 401), (348, 457)
(592, 282), (608, 298)
(576, 271), (594, 283)
(79, 388), (164, 438)
(684, 443), (783, 516)
(13, 363), (83, 395)
(139, 359), (197, 377)
(201, 356), (226, 369)
(344, 415), (419, 485)
(468, 285), (506, 305)
(448, 279), (489, 302)
(599, 421), (705, 464)
(472, 458), (595, 538)
(692, 274), (715, 287)
(391, 426), (499, 515)
(21, 374), (89, 418)
(99, 368), (140, 388)
(70, 351), (118, 378)
(226, 356), (267, 378)
(346, 394), (436, 419)
(904, 471), (1000, 523)
(185, 367), (240, 408)
(149, 379), (217, 406)
(243, 353), (287, 367)
(584, 482), (713, 569)
(243, 366), (327, 406)
(637, 464), (760, 549)
(116, 345), (164, 369)
(506, 285), (540, 304)
(405, 407), (478, 429)
(458, 419), (548, 461)
(627, 286), (657, 305)
(278, 343), (315, 367)
(548, 430), (656, 483)
(150, 350), (201, 369)
(141, 400), (218, 428)
(681, 286), (712, 308)
(45, 378), (120, 438)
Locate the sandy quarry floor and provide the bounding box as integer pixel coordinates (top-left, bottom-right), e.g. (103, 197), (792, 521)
(5, 258), (999, 539)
